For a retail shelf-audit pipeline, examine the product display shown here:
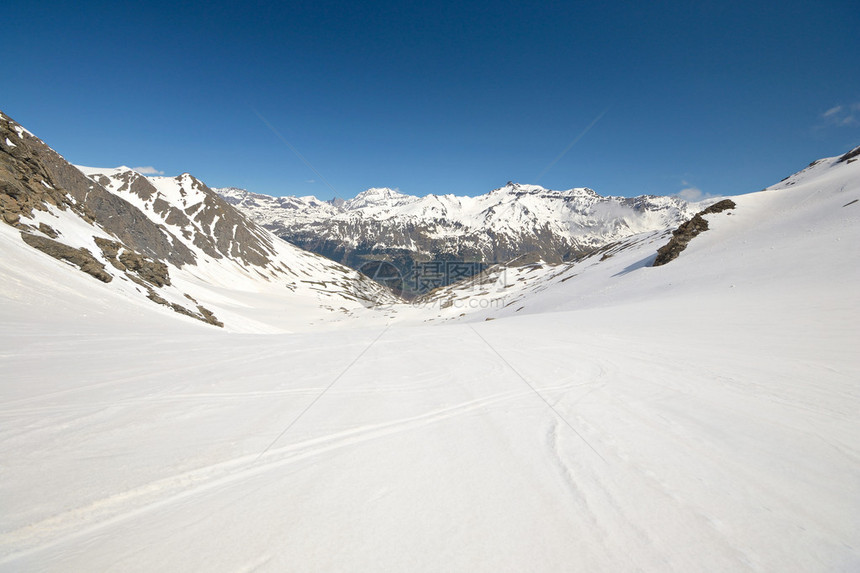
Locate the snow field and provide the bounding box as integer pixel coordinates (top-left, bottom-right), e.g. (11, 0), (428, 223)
(1, 151), (858, 571)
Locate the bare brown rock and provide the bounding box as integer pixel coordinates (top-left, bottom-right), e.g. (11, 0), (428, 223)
(20, 232), (113, 283)
(0, 112), (196, 267)
(838, 146), (860, 163)
(38, 222), (59, 238)
(119, 251), (171, 287)
(145, 288), (223, 327)
(653, 199), (736, 266)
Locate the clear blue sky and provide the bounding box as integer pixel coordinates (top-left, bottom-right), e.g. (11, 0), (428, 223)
(5, 0), (859, 200)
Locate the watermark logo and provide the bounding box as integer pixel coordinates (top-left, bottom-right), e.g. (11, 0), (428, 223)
(409, 260), (491, 294)
(357, 260), (405, 297)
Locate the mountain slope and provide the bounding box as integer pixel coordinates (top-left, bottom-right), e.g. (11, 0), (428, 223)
(218, 183), (700, 295)
(409, 146), (860, 324)
(0, 111), (398, 332)
(1, 147), (858, 572)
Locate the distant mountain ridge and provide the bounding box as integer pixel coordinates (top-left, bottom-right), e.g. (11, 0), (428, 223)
(217, 183), (702, 296)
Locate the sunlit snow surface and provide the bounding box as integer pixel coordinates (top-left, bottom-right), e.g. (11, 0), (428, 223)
(1, 155), (858, 571)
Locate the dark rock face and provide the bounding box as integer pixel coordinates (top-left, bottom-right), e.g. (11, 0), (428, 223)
(700, 199), (738, 216)
(0, 112), (228, 327)
(20, 232), (113, 283)
(838, 146), (860, 163)
(88, 169), (276, 268)
(183, 175), (274, 267)
(94, 237), (126, 270)
(653, 199), (736, 266)
(38, 222), (59, 238)
(195, 305), (224, 327)
(118, 251), (171, 287)
(653, 216), (710, 266)
(93, 237), (167, 290)
(146, 289), (224, 327)
(0, 113), (196, 267)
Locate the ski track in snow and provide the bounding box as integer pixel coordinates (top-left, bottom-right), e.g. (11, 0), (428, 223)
(0, 387), (534, 563)
(1, 151), (859, 571)
(2, 319), (856, 571)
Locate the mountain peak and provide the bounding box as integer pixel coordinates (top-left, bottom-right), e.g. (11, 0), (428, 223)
(493, 182), (550, 194)
(356, 187), (408, 198)
(344, 187), (418, 210)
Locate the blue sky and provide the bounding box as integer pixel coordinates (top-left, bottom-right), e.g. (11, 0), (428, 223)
(5, 0), (859, 200)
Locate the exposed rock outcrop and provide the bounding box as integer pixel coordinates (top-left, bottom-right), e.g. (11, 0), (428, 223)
(38, 222), (59, 238)
(653, 199), (736, 266)
(20, 232), (112, 283)
(146, 289), (223, 327)
(85, 169), (275, 268)
(838, 146), (860, 164)
(0, 113), (196, 267)
(94, 236), (169, 287)
(118, 250), (171, 287)
(94, 237), (126, 270)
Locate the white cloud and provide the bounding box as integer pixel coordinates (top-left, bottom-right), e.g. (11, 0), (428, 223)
(677, 180), (713, 202)
(132, 166), (164, 175)
(819, 102), (860, 127)
(678, 187), (705, 201)
(822, 105), (843, 117)
(305, 179), (316, 184)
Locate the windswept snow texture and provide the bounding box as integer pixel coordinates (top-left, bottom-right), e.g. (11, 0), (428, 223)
(1, 152), (859, 572)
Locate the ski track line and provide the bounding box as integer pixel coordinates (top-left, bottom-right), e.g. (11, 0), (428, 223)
(568, 374), (851, 564)
(544, 418), (609, 544)
(0, 388), (530, 564)
(545, 414), (756, 571)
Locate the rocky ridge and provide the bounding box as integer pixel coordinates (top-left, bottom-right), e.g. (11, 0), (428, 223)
(0, 110), (398, 328)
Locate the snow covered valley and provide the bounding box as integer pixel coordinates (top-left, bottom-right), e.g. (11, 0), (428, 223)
(1, 141), (859, 570)
(2, 297), (857, 571)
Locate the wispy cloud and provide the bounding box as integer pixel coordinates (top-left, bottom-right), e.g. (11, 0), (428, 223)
(132, 166), (164, 175)
(823, 105), (843, 117)
(818, 102), (860, 127)
(305, 179), (316, 184)
(677, 180), (713, 202)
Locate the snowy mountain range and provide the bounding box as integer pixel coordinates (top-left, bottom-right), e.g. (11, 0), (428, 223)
(2, 108), (859, 571)
(407, 145), (860, 323)
(0, 111), (398, 332)
(217, 183), (701, 296)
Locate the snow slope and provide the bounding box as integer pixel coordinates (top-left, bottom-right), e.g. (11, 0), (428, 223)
(1, 150), (858, 571)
